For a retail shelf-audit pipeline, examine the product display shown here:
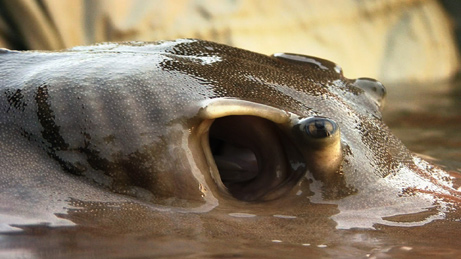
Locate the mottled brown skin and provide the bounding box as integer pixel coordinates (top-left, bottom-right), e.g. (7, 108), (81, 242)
(0, 39), (460, 257)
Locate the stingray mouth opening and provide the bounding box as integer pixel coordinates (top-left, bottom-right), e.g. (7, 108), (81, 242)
(204, 115), (306, 201)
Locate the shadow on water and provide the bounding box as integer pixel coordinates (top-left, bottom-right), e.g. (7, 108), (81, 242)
(1, 79), (460, 258)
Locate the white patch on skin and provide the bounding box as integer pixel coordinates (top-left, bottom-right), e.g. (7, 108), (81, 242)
(273, 53), (329, 70)
(273, 214), (297, 219)
(186, 55), (222, 65)
(334, 64), (342, 74)
(275, 166), (282, 178)
(69, 39), (198, 53)
(290, 161), (305, 171)
(228, 213), (256, 218)
(302, 58), (329, 70)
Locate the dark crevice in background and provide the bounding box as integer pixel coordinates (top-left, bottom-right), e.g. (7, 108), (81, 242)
(0, 0), (28, 50)
(440, 0), (461, 54)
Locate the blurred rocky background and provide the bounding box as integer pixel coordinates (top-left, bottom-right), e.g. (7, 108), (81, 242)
(0, 0), (459, 84)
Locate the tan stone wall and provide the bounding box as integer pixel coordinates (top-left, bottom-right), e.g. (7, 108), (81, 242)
(0, 0), (458, 83)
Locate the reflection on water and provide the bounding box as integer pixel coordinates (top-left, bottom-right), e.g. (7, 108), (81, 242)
(1, 79), (460, 258)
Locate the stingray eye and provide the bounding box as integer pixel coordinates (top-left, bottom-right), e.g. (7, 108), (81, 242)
(300, 117), (338, 139)
(293, 116), (343, 191)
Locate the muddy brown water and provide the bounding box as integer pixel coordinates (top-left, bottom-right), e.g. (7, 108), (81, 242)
(1, 79), (460, 258)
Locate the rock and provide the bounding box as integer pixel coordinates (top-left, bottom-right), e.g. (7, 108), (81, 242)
(0, 0), (458, 83)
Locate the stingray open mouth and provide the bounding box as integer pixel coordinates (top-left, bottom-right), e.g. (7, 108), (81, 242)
(198, 99), (342, 201)
(204, 115), (306, 201)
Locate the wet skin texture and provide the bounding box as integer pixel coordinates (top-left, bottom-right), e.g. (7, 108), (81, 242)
(0, 39), (460, 258)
